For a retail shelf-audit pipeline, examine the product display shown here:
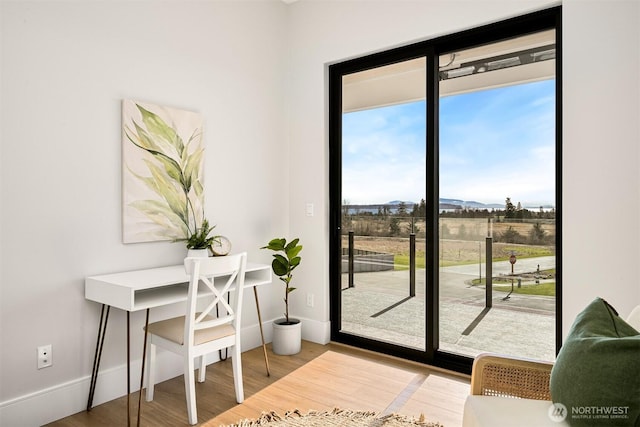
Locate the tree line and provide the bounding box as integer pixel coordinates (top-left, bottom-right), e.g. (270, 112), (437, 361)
(343, 197), (555, 220)
(342, 197), (555, 244)
(438, 197), (555, 220)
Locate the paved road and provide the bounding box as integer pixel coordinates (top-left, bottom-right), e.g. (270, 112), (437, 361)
(442, 255), (555, 276)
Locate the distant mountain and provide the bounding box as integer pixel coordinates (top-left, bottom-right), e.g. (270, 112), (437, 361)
(346, 198), (550, 212)
(384, 199), (504, 210)
(439, 198), (503, 209)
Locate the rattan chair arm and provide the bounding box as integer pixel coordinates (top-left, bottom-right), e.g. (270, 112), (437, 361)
(470, 353), (554, 400)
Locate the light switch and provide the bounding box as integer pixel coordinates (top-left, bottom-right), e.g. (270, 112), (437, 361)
(305, 203), (314, 217)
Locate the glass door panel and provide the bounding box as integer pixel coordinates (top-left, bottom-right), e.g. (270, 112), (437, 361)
(437, 30), (557, 361)
(340, 58), (427, 350)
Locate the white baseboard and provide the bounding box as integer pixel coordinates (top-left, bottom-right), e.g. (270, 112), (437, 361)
(0, 318), (331, 426)
(301, 316), (331, 344)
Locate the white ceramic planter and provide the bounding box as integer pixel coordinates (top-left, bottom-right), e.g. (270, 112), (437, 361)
(272, 319), (302, 355)
(187, 248), (209, 258)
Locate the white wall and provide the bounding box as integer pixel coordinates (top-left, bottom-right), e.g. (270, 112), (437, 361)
(562, 0), (640, 328)
(2, 0), (640, 425)
(0, 1), (289, 425)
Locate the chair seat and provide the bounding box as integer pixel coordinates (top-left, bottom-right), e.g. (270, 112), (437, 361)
(463, 395), (569, 427)
(146, 314), (236, 346)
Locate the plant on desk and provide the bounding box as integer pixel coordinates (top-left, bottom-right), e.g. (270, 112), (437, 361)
(261, 237), (303, 355)
(177, 218), (220, 257)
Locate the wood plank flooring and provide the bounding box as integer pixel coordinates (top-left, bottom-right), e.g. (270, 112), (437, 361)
(46, 341), (470, 427)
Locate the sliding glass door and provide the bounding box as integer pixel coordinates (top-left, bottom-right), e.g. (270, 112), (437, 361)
(329, 7), (561, 373)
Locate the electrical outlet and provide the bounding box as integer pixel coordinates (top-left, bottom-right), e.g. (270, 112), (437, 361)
(37, 344), (52, 369)
(306, 293), (314, 308)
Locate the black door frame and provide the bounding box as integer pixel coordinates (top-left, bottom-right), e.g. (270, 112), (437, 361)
(329, 6), (562, 374)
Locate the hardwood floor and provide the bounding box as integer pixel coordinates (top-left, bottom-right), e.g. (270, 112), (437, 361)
(47, 341), (470, 427)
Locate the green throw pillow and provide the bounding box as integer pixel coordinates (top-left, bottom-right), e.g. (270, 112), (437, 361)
(550, 298), (640, 426)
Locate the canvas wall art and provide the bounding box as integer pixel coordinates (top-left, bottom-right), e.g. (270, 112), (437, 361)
(122, 100), (205, 244)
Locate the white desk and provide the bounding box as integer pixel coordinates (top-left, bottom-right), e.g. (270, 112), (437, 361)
(86, 262), (271, 311)
(84, 261), (272, 426)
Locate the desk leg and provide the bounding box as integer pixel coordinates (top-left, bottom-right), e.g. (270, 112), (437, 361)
(87, 304), (110, 411)
(137, 309), (150, 427)
(253, 287), (270, 377)
(127, 312), (131, 427)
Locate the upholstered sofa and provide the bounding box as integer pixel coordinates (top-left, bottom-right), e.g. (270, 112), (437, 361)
(462, 301), (640, 427)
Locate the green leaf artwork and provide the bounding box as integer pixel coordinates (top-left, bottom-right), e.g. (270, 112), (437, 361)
(122, 100), (205, 243)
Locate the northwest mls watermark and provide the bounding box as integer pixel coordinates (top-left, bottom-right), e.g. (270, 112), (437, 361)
(548, 403), (568, 422)
(548, 403), (630, 423)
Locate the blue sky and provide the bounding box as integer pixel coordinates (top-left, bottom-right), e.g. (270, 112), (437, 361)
(342, 79), (555, 207)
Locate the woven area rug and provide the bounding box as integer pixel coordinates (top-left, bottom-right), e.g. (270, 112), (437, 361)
(223, 408), (442, 427)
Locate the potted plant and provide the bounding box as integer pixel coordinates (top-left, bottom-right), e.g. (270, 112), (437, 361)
(179, 218), (219, 257)
(261, 237), (303, 355)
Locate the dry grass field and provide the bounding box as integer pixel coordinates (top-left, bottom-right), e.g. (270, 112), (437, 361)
(345, 216), (553, 242)
(342, 230), (554, 266)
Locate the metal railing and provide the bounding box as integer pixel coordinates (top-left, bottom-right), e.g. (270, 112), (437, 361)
(344, 229), (497, 308)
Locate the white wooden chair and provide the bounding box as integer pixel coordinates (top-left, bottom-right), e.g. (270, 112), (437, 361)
(144, 253), (247, 425)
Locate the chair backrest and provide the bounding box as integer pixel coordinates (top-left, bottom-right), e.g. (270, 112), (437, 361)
(183, 253), (247, 348)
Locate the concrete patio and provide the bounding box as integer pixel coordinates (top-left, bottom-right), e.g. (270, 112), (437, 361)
(340, 256), (557, 361)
